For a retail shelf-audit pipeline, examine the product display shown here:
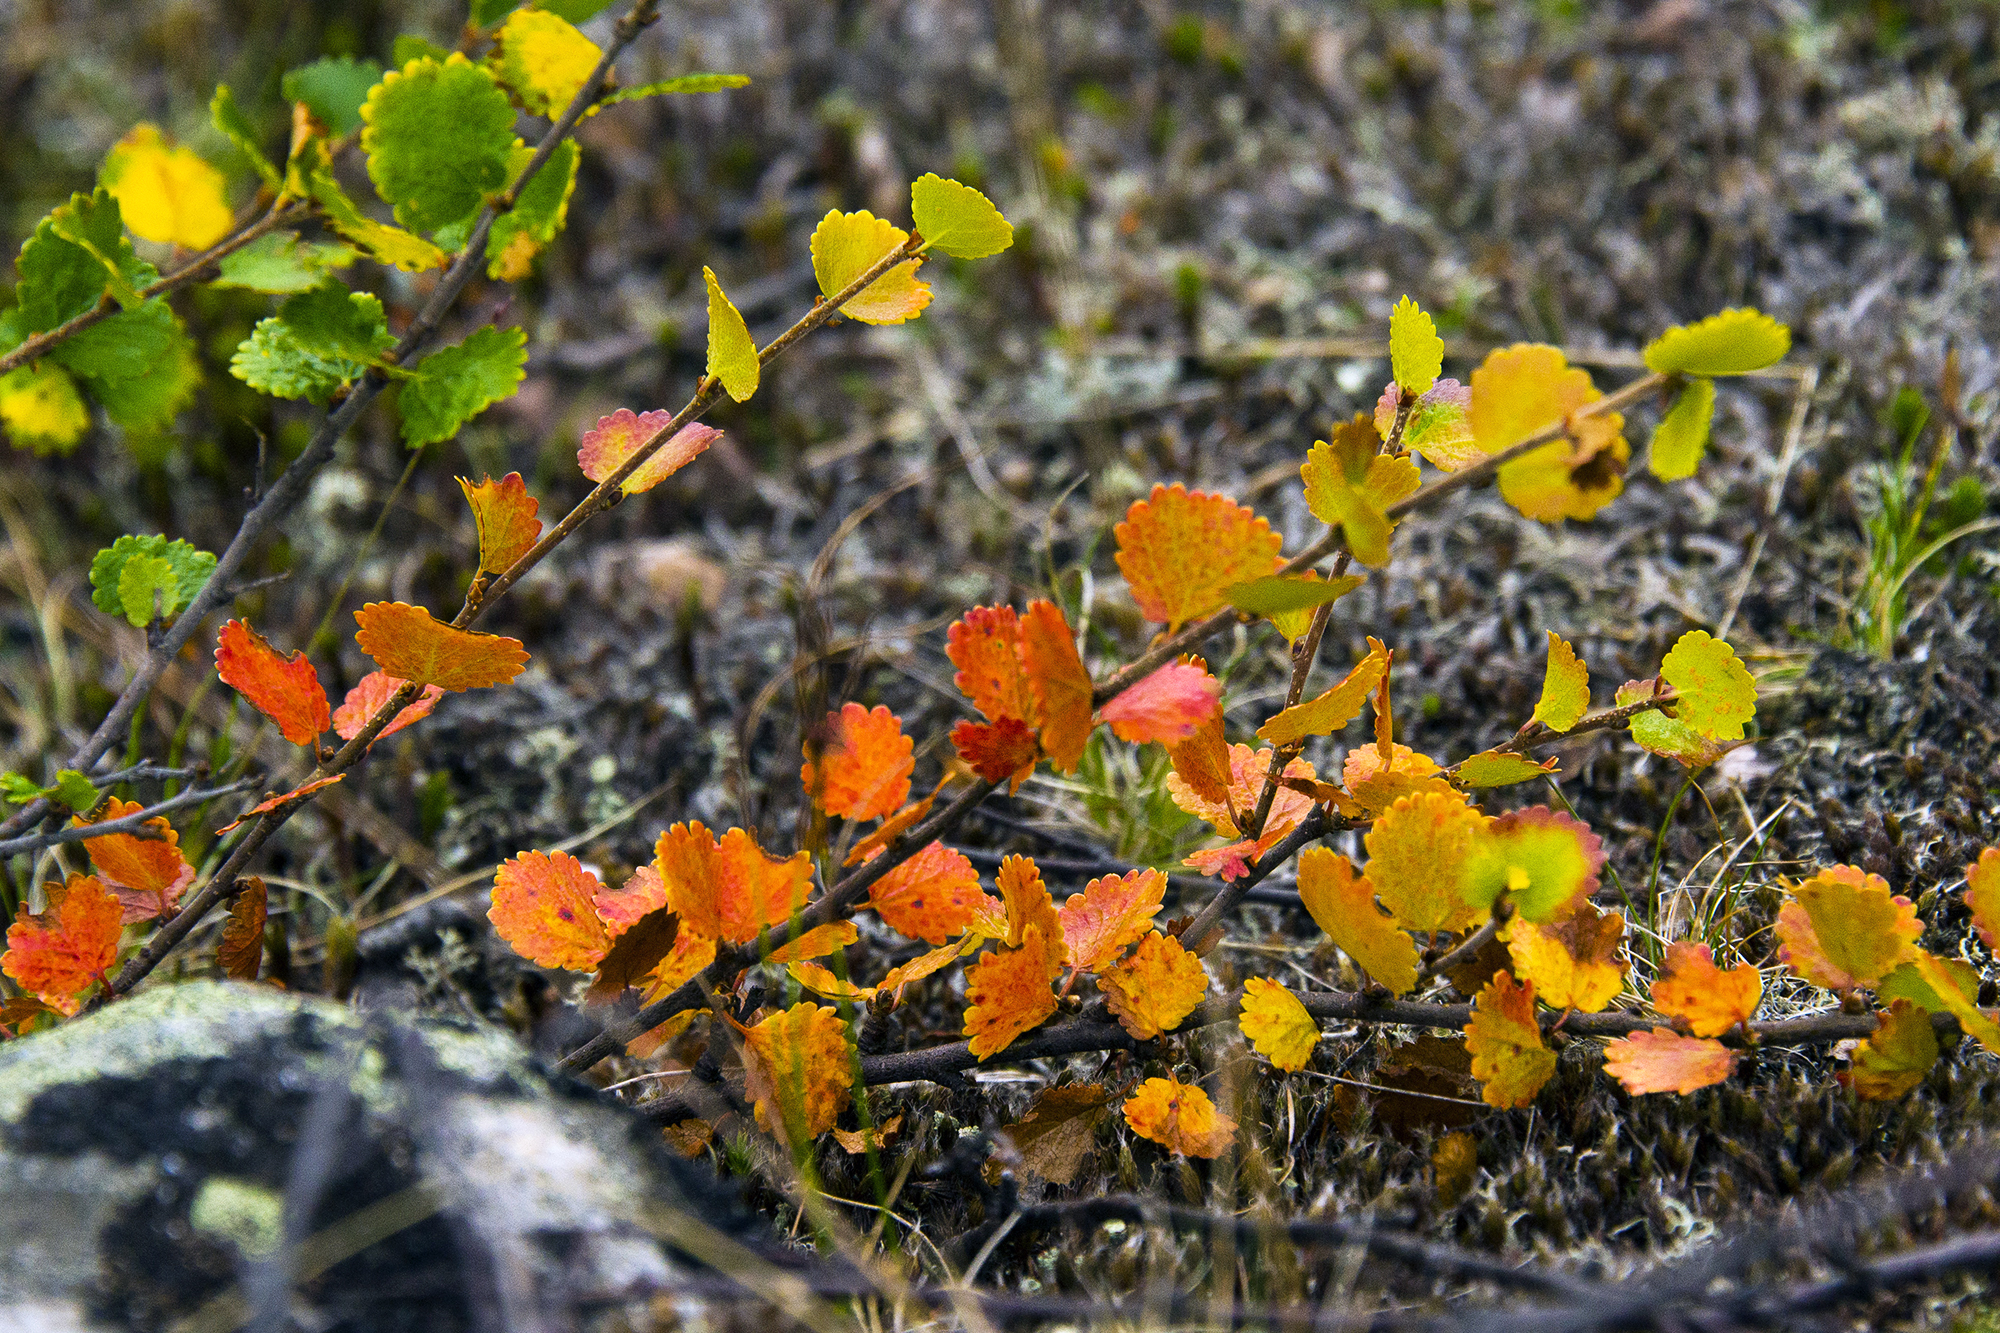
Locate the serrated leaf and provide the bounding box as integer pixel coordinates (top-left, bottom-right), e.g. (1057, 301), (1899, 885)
(88, 333), (200, 430)
(1502, 902), (1626, 1012)
(1115, 483), (1284, 631)
(116, 555), (175, 627)
(50, 298), (180, 383)
(655, 820), (814, 946)
(210, 85), (281, 191)
(488, 848), (612, 969)
(1300, 414), (1419, 567)
(802, 702), (913, 821)
(1659, 629), (1756, 740)
(1058, 869), (1165, 973)
(1364, 790), (1487, 936)
(353, 600), (529, 691)
(99, 124), (233, 250)
(213, 232), (356, 293)
(809, 209), (930, 324)
(1378, 377), (1480, 471)
(1464, 971), (1555, 1109)
(1532, 631), (1589, 732)
(218, 878), (267, 981)
(1018, 599), (1094, 774)
(361, 53), (519, 234)
(305, 169), (448, 272)
(0, 363), (90, 456)
(50, 770), (100, 814)
(1239, 977), (1319, 1071)
(398, 325), (527, 447)
(487, 139), (578, 280)
(13, 190), (155, 335)
(1775, 864), (1920, 991)
(1651, 942), (1761, 1037)
(230, 285), (394, 401)
(1618, 677), (1734, 771)
(1648, 376), (1717, 481)
(78, 796), (194, 923)
(1099, 661), (1220, 744)
(283, 55), (384, 136)
(910, 173), (1014, 259)
(1968, 848), (2000, 951)
(1843, 1000), (1939, 1100)
(963, 927), (1061, 1060)
(595, 73), (752, 109)
(1388, 295), (1442, 396)
(741, 1002), (854, 1146)
(704, 266), (759, 401)
(2, 874), (123, 1016)
(490, 9), (601, 116)
(1643, 308), (1790, 376)
(868, 841), (996, 945)
(1123, 1075), (1236, 1158)
(951, 717), (1039, 792)
(331, 671), (443, 743)
(88, 534), (215, 621)
(1098, 931), (1208, 1040)
(214, 619), (330, 746)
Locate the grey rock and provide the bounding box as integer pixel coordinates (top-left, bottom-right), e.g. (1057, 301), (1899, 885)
(0, 982), (747, 1332)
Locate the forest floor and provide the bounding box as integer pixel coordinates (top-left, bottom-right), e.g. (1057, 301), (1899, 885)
(3, 0), (2000, 1328)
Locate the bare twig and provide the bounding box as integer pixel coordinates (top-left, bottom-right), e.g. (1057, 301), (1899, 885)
(0, 777), (260, 857)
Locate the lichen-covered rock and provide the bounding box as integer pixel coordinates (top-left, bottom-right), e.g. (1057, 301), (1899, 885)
(0, 982), (744, 1332)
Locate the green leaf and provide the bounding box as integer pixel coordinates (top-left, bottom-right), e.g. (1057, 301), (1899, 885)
(1659, 629), (1756, 740)
(1879, 956), (1982, 1013)
(1223, 573), (1364, 617)
(1643, 308), (1791, 377)
(361, 54), (519, 234)
(211, 84), (282, 190)
(487, 139), (578, 278)
(0, 773), (42, 804)
(471, 0), (522, 26)
(118, 554), (176, 627)
(283, 56), (385, 137)
(230, 285), (394, 401)
(1388, 295), (1442, 397)
(49, 770), (99, 813)
(535, 0), (619, 21)
(910, 174), (1013, 259)
(13, 191), (156, 334)
(89, 534), (218, 621)
(704, 266), (759, 402)
(392, 35), (454, 68)
(397, 324), (527, 446)
(213, 232), (358, 293)
(47, 189), (158, 308)
(89, 335), (201, 430)
(50, 299), (180, 382)
(1648, 376), (1716, 482)
(596, 73), (750, 107)
(305, 169), (448, 272)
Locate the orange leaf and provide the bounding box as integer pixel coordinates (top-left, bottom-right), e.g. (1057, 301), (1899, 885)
(1058, 868), (1165, 973)
(1123, 1075), (1236, 1158)
(76, 796), (194, 924)
(1167, 705), (1231, 806)
(1841, 999), (1939, 1100)
(996, 854), (1065, 975)
(1097, 931), (1208, 1039)
(488, 849), (612, 970)
(1018, 599), (1094, 772)
(214, 774), (346, 833)
(577, 408), (718, 495)
(878, 934), (984, 997)
(635, 928), (719, 1004)
(1114, 483), (1283, 631)
(1257, 638), (1390, 746)
(331, 671), (444, 743)
(740, 1001), (853, 1144)
(1168, 742), (1316, 841)
(1650, 942), (1761, 1037)
(457, 472), (542, 574)
(218, 877), (267, 981)
(2, 873), (123, 1015)
(655, 822), (814, 946)
(1342, 742), (1457, 815)
(1464, 971), (1555, 1109)
(947, 605), (1037, 725)
(842, 788), (939, 867)
(215, 619), (330, 747)
(951, 717), (1039, 792)
(1502, 902), (1627, 1013)
(963, 926), (1061, 1060)
(1296, 847), (1418, 996)
(1965, 847), (2000, 951)
(1237, 976), (1319, 1071)
(867, 841), (994, 945)
(1363, 791), (1489, 936)
(1775, 865), (1920, 992)
(354, 602), (528, 692)
(1099, 661), (1221, 745)
(592, 863), (668, 936)
(803, 702), (914, 821)
(1600, 1028), (1737, 1096)
(761, 920), (859, 965)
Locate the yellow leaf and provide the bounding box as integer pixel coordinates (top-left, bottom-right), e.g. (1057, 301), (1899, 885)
(1238, 976), (1319, 1071)
(1362, 791), (1489, 936)
(1843, 999), (1938, 1100)
(1257, 638), (1390, 746)
(1097, 931), (1208, 1040)
(809, 209), (930, 324)
(1531, 631), (1589, 732)
(1643, 308), (1790, 376)
(1388, 295), (1442, 396)
(1295, 847), (1419, 996)
(490, 9), (602, 117)
(910, 173), (1013, 259)
(1502, 902), (1626, 1013)
(704, 266), (759, 402)
(1463, 971), (1555, 1109)
(740, 1002), (854, 1144)
(101, 124), (233, 249)
(1299, 415), (1418, 568)
(1659, 629), (1756, 740)
(1775, 864), (1919, 992)
(1470, 344), (1629, 522)
(0, 364), (91, 456)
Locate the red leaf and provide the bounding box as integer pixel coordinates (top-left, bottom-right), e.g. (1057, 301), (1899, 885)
(947, 605), (1037, 725)
(457, 472), (543, 574)
(577, 408), (718, 495)
(331, 671), (444, 742)
(951, 717), (1039, 792)
(215, 619), (330, 747)
(215, 774), (345, 834)
(1099, 661), (1221, 744)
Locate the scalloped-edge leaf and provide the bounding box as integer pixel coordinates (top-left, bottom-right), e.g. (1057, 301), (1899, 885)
(910, 173), (1014, 259)
(1643, 308), (1790, 377)
(1388, 295), (1442, 397)
(397, 325), (527, 447)
(360, 53), (518, 234)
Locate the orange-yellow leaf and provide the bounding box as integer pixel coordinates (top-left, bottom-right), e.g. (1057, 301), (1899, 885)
(1969, 847), (2000, 951)
(1166, 693), (1231, 806)
(878, 933), (985, 997)
(331, 671), (444, 743)
(457, 472), (542, 574)
(1363, 791), (1489, 936)
(635, 929), (719, 1004)
(2, 873), (123, 1015)
(996, 854), (1065, 975)
(842, 789), (939, 867)
(788, 961), (874, 1003)
(1018, 599), (1093, 772)
(1775, 865), (1920, 992)
(353, 601), (528, 692)
(1097, 931), (1208, 1039)
(1462, 806), (1606, 924)
(963, 925), (1061, 1059)
(1532, 631), (1589, 732)
(867, 841), (995, 945)
(740, 1002), (853, 1144)
(1651, 942), (1761, 1037)
(1498, 417), (1628, 523)
(577, 408), (719, 495)
(1601, 1028), (1737, 1095)
(1123, 1075), (1236, 1158)
(1295, 846), (1419, 996)
(809, 209), (930, 324)
(1842, 999), (1939, 1100)
(1100, 661), (1221, 745)
(832, 1114), (904, 1155)
(654, 822), (814, 946)
(1342, 741), (1457, 815)
(489, 849), (612, 970)
(1168, 742), (1315, 841)
(1238, 976), (1318, 1071)
(1058, 868), (1166, 973)
(218, 877), (267, 981)
(761, 920), (859, 965)
(1470, 344), (1629, 522)
(1114, 483), (1283, 631)
(1257, 639), (1390, 746)
(214, 774), (346, 833)
(1502, 902), (1626, 1013)
(1299, 415), (1419, 567)
(803, 702), (914, 821)
(1464, 971), (1555, 1109)
(215, 619), (331, 747)
(76, 796), (194, 924)
(947, 604), (1036, 724)
(951, 717), (1039, 792)
(592, 864), (667, 936)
